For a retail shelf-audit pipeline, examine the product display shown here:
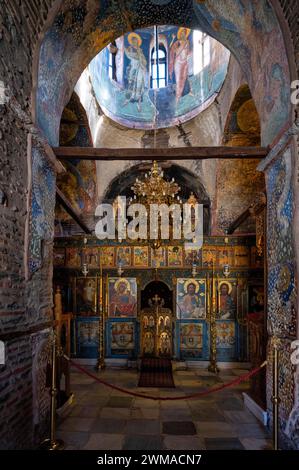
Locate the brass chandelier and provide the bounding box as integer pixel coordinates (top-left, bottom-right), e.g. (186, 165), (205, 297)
(129, 161), (183, 206)
(128, 161), (187, 250)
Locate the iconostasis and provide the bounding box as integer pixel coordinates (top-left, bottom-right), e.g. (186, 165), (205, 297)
(53, 236), (264, 364)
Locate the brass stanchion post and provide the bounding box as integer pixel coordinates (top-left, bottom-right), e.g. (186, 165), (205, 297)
(40, 331), (65, 450)
(272, 338), (280, 450)
(208, 267), (219, 374)
(97, 249), (105, 370)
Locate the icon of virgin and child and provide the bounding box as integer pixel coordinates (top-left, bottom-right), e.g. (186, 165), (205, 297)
(109, 278), (137, 317)
(178, 280), (206, 319)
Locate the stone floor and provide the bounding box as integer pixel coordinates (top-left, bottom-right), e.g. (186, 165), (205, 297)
(57, 366), (272, 450)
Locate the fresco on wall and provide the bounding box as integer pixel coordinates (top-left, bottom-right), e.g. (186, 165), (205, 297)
(176, 279), (206, 320)
(37, 0), (291, 147)
(56, 93), (97, 234)
(108, 278), (137, 317)
(89, 25), (230, 129)
(29, 148), (56, 275)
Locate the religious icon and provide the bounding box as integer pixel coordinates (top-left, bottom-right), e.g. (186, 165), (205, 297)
(176, 278), (206, 319)
(151, 247), (167, 267)
(116, 247), (131, 267)
(143, 331), (155, 356)
(66, 247), (81, 268)
(184, 248), (201, 267)
(168, 246), (183, 267)
(159, 332), (171, 357)
(169, 27), (192, 104)
(108, 278), (137, 317)
(123, 32), (147, 112)
(82, 247), (99, 268)
(202, 246), (217, 267)
(217, 280), (237, 320)
(75, 277), (97, 316)
(101, 247), (115, 267)
(133, 246), (149, 267)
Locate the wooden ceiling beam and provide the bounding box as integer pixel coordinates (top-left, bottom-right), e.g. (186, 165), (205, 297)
(56, 187), (92, 234)
(53, 146), (268, 161)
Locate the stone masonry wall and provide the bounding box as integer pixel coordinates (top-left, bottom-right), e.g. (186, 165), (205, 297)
(0, 0), (58, 449)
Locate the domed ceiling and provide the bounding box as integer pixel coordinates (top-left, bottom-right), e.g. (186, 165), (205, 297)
(89, 25), (230, 129)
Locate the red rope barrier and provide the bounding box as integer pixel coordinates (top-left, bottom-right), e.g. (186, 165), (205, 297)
(66, 356), (267, 402)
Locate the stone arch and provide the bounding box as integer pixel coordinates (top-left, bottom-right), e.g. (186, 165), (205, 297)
(102, 161), (211, 235)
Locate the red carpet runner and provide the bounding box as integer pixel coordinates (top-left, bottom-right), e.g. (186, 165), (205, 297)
(138, 358), (175, 388)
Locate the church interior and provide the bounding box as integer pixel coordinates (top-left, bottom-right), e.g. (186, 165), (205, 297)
(0, 0), (299, 452)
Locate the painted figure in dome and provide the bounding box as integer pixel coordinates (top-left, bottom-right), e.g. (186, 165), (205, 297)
(169, 28), (192, 104)
(123, 32), (147, 112)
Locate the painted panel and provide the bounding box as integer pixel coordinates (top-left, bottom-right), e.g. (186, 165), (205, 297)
(74, 277), (98, 316)
(133, 246), (149, 267)
(168, 246), (183, 267)
(107, 319), (137, 357)
(176, 278), (206, 320)
(76, 317), (99, 359)
(108, 277), (137, 318)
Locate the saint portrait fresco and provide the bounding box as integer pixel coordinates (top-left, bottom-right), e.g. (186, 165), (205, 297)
(123, 33), (147, 113)
(108, 278), (137, 317)
(169, 27), (192, 104)
(217, 280), (237, 320)
(75, 278), (97, 316)
(176, 278), (206, 319)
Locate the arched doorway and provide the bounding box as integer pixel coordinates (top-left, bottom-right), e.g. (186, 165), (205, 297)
(140, 280), (174, 358)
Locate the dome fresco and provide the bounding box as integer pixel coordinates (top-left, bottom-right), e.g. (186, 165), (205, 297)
(88, 25), (230, 129)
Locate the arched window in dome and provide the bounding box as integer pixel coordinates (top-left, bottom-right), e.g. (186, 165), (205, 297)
(150, 44), (167, 89)
(193, 30), (210, 75)
(108, 41), (117, 81)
